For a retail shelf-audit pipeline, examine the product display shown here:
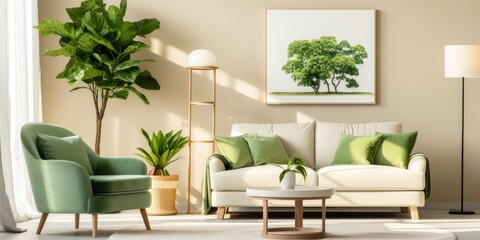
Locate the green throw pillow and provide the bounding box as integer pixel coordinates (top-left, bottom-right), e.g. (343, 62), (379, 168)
(374, 131), (418, 168)
(215, 135), (254, 169)
(331, 134), (384, 165)
(36, 134), (94, 175)
(243, 135), (289, 165)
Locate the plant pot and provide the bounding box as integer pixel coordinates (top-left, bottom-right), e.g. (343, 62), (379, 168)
(280, 172), (296, 189)
(147, 175), (179, 215)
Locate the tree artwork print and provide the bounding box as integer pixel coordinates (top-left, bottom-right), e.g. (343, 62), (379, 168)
(266, 10), (376, 104)
(281, 36), (368, 95)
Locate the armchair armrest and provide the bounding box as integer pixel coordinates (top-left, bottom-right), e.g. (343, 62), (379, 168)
(94, 157), (147, 175)
(28, 159), (92, 213)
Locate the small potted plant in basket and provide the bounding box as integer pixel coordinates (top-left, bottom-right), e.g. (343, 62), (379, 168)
(136, 129), (188, 215)
(277, 155), (308, 189)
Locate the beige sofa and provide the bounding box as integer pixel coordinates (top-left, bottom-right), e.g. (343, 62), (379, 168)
(208, 121), (428, 220)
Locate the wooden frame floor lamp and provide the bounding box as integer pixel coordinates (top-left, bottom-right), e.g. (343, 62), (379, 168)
(445, 45), (480, 215)
(186, 49), (218, 214)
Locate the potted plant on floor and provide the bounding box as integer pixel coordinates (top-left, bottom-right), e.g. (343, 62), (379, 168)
(35, 0), (161, 154)
(277, 155), (307, 189)
(136, 129), (188, 215)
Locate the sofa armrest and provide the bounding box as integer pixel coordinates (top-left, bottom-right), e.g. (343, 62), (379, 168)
(408, 154), (427, 173)
(209, 156), (227, 175)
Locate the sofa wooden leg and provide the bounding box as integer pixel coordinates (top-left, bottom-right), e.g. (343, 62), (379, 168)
(92, 213), (98, 238)
(36, 213), (48, 234)
(74, 213), (80, 229)
(140, 208), (151, 230)
(409, 206), (419, 221)
(400, 207), (409, 213)
(216, 207), (227, 220)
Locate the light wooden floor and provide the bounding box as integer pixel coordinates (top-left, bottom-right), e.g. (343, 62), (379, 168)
(1, 209), (479, 239)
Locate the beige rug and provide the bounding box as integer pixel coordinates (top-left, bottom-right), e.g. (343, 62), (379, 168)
(109, 220), (456, 240)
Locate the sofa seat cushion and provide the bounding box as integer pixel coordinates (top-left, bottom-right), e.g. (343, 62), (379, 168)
(211, 164), (317, 191)
(317, 165), (424, 191)
(90, 175), (151, 195)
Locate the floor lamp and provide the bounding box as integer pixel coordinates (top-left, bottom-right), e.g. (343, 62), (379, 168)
(444, 45), (480, 215)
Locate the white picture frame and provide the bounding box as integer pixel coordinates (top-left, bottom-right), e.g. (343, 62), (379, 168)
(266, 9), (376, 104)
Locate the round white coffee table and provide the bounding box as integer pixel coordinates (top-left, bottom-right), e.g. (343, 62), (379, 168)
(246, 186), (334, 239)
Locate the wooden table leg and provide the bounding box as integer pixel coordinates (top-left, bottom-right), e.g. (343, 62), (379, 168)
(322, 198), (326, 238)
(263, 199), (268, 234)
(295, 200), (303, 228)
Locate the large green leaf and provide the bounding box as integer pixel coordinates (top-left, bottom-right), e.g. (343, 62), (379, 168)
(134, 18), (160, 37)
(121, 41), (149, 56)
(44, 46), (76, 57)
(77, 33), (97, 53)
(80, 0), (105, 12)
(79, 67), (105, 81)
(69, 86), (89, 92)
(119, 0), (127, 19)
(107, 5), (123, 26)
(35, 19), (75, 38)
(118, 21), (136, 46)
(66, 7), (85, 25)
(96, 80), (117, 89)
(89, 34), (117, 53)
(111, 89), (129, 99)
(126, 86), (149, 104)
(114, 60), (140, 72)
(82, 11), (109, 36)
(135, 71), (160, 90)
(115, 67), (140, 83)
(93, 53), (115, 66)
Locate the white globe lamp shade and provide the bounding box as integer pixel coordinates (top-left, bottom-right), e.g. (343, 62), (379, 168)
(187, 49), (217, 68)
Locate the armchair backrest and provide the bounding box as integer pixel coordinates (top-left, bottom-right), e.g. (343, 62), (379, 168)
(20, 122), (100, 169)
(21, 122), (76, 159)
(20, 122), (95, 213)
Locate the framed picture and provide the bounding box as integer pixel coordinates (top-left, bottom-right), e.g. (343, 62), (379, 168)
(266, 9), (376, 104)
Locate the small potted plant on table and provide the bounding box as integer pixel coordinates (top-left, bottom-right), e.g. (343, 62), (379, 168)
(136, 129), (188, 215)
(277, 155), (308, 189)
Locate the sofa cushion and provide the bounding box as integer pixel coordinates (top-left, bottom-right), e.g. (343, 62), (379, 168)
(374, 131), (418, 168)
(211, 164), (317, 191)
(231, 122), (315, 168)
(317, 165), (424, 191)
(315, 121), (402, 169)
(244, 135), (289, 165)
(90, 175), (151, 195)
(36, 134), (94, 175)
(215, 135), (254, 169)
(331, 134), (384, 165)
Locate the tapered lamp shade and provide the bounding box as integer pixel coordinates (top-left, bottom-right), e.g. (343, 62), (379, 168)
(187, 49), (217, 68)
(445, 45), (480, 78)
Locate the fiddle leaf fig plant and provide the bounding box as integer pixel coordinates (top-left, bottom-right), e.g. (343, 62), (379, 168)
(277, 155), (308, 182)
(136, 129), (189, 176)
(35, 0), (160, 154)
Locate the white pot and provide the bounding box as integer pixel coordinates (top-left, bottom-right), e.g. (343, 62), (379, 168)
(280, 172), (296, 189)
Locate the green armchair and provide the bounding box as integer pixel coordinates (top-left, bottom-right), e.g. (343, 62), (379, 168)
(20, 122), (152, 237)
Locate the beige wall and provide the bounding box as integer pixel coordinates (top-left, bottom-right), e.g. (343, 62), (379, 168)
(38, 0), (480, 211)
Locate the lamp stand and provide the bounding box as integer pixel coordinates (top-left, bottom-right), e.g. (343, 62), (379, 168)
(449, 77), (475, 215)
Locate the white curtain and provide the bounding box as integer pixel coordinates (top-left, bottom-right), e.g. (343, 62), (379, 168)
(0, 0), (41, 232)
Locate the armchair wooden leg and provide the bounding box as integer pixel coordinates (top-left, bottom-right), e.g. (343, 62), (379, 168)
(74, 213), (80, 229)
(140, 209), (151, 230)
(216, 207), (227, 220)
(409, 206), (419, 221)
(400, 207), (409, 213)
(92, 213), (98, 238)
(36, 213), (48, 234)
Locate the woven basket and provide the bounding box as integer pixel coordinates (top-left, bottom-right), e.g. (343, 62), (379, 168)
(147, 175), (179, 215)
